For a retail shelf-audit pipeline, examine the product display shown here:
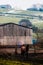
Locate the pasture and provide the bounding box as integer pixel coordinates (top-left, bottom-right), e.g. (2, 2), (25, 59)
(0, 9), (43, 29)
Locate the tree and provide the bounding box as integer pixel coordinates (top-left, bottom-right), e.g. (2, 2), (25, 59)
(32, 25), (39, 41)
(19, 19), (32, 27)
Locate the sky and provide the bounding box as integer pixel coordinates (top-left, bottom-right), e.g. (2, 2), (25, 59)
(0, 0), (43, 10)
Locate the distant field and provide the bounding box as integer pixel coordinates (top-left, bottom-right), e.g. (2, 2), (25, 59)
(0, 15), (43, 29)
(0, 10), (43, 29)
(0, 16), (21, 24)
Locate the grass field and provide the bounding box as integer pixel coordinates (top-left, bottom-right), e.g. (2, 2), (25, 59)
(0, 15), (43, 29)
(0, 9), (43, 29)
(0, 59), (30, 65)
(0, 16), (21, 24)
(0, 58), (43, 65)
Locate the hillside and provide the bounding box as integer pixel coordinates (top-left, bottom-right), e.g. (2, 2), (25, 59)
(0, 9), (43, 29)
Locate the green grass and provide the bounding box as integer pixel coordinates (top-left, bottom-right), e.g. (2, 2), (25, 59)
(0, 15), (43, 29)
(0, 58), (31, 65)
(32, 19), (43, 29)
(0, 9), (43, 29)
(20, 10), (43, 16)
(0, 16), (21, 24)
(0, 58), (43, 65)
